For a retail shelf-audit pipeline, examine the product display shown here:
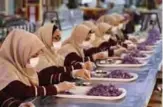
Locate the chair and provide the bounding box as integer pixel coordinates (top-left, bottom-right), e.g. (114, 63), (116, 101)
(140, 10), (161, 32)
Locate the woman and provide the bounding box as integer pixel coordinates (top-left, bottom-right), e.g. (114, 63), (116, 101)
(0, 29), (90, 107)
(111, 13), (138, 48)
(97, 14), (126, 43)
(35, 24), (84, 72)
(82, 21), (117, 47)
(97, 14), (136, 50)
(110, 13), (129, 40)
(84, 22), (127, 57)
(58, 24), (111, 70)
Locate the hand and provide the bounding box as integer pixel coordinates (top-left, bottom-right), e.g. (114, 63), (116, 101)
(114, 47), (128, 56)
(110, 45), (119, 50)
(93, 52), (108, 60)
(110, 35), (117, 42)
(19, 102), (35, 107)
(127, 43), (137, 50)
(129, 36), (138, 43)
(55, 82), (75, 93)
(124, 40), (133, 44)
(83, 61), (94, 71)
(72, 69), (91, 80)
(137, 37), (146, 44)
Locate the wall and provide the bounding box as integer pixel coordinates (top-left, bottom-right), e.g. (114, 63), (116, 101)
(0, 0), (5, 12)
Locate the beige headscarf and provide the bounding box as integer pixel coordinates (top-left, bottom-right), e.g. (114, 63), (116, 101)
(97, 15), (119, 26)
(82, 21), (96, 32)
(110, 13), (125, 23)
(92, 22), (112, 47)
(58, 24), (91, 59)
(35, 24), (64, 71)
(0, 29), (45, 90)
(110, 13), (125, 41)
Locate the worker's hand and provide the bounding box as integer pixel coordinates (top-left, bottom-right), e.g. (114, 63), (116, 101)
(83, 61), (94, 71)
(114, 47), (128, 56)
(93, 51), (108, 60)
(72, 69), (91, 80)
(127, 43), (137, 50)
(19, 102), (35, 107)
(55, 82), (75, 93)
(128, 36), (138, 43)
(124, 40), (133, 44)
(111, 35), (117, 42)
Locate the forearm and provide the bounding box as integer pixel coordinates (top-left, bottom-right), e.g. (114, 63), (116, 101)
(38, 66), (74, 85)
(0, 91), (22, 107)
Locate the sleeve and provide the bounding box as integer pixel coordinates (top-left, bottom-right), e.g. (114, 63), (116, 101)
(122, 21), (135, 34)
(98, 41), (114, 57)
(38, 66), (74, 86)
(84, 41), (115, 60)
(2, 80), (58, 101)
(0, 91), (22, 107)
(121, 29), (129, 40)
(50, 66), (74, 74)
(121, 42), (128, 49)
(83, 47), (98, 62)
(64, 52), (83, 69)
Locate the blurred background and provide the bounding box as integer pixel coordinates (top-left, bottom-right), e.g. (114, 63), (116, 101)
(0, 0), (162, 41)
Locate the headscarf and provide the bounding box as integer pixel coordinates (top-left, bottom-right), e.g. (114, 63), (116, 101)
(110, 13), (126, 41)
(0, 29), (45, 90)
(82, 21), (96, 32)
(35, 24), (64, 71)
(92, 22), (112, 47)
(97, 15), (119, 26)
(58, 24), (91, 59)
(110, 13), (125, 23)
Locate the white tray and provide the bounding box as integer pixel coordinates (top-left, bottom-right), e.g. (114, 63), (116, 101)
(146, 45), (156, 49)
(134, 54), (151, 61)
(56, 86), (126, 100)
(140, 50), (154, 54)
(154, 40), (162, 45)
(91, 73), (138, 82)
(96, 61), (147, 68)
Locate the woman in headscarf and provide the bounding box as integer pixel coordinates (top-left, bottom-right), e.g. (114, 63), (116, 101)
(82, 21), (118, 48)
(58, 24), (112, 70)
(83, 22), (127, 57)
(111, 13), (138, 49)
(97, 14), (136, 50)
(35, 24), (84, 73)
(97, 14), (126, 42)
(0, 29), (90, 107)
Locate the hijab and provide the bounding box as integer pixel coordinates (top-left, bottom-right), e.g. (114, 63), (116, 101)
(0, 29), (45, 90)
(82, 21), (96, 32)
(110, 13), (125, 23)
(35, 24), (64, 71)
(97, 15), (119, 26)
(92, 22), (112, 47)
(110, 13), (126, 41)
(58, 24), (91, 60)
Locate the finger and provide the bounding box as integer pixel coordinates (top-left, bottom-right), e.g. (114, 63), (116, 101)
(67, 83), (75, 89)
(84, 70), (91, 79)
